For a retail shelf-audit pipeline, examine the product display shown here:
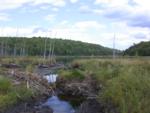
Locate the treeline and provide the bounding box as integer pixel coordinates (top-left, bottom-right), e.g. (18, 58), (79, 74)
(124, 41), (150, 56)
(0, 37), (115, 57)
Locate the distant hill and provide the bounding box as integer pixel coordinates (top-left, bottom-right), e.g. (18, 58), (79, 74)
(124, 41), (150, 56)
(0, 37), (116, 56)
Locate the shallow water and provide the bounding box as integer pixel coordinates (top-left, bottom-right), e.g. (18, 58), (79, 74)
(43, 96), (75, 113)
(43, 73), (75, 113)
(43, 74), (58, 83)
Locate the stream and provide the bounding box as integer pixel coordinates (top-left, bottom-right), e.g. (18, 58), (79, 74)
(43, 73), (75, 113)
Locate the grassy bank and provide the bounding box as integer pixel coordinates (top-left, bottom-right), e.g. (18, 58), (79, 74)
(0, 76), (32, 112)
(59, 58), (150, 113)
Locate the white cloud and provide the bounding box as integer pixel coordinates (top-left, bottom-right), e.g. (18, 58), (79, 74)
(94, 0), (128, 7)
(79, 5), (102, 14)
(93, 9), (103, 14)
(32, 0), (66, 7)
(70, 0), (78, 3)
(0, 13), (10, 21)
(79, 5), (91, 13)
(44, 14), (56, 21)
(134, 0), (150, 9)
(39, 5), (50, 10)
(0, 26), (36, 37)
(0, 0), (66, 11)
(94, 0), (150, 14)
(93, 0), (150, 29)
(95, 0), (111, 4)
(0, 0), (32, 11)
(74, 21), (104, 31)
(52, 7), (59, 12)
(60, 20), (68, 25)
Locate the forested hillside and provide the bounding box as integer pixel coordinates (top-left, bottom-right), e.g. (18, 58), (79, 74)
(124, 41), (150, 56)
(0, 37), (115, 56)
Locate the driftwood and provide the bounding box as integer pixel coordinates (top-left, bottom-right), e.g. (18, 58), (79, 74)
(7, 70), (53, 96)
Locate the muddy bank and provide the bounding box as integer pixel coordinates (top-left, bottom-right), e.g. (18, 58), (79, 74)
(4, 96), (53, 113)
(75, 99), (118, 113)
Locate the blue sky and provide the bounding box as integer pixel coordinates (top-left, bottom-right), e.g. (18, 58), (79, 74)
(0, 0), (150, 50)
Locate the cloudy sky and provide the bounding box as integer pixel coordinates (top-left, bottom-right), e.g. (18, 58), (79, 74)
(0, 0), (150, 50)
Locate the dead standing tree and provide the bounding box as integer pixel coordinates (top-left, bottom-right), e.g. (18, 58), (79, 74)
(43, 36), (47, 60)
(0, 28), (4, 57)
(51, 32), (57, 64)
(13, 28), (19, 57)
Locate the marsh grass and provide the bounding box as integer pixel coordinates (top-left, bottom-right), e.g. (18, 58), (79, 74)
(0, 76), (33, 112)
(101, 64), (150, 113)
(0, 76), (11, 94)
(58, 69), (85, 81)
(0, 56), (51, 68)
(59, 58), (150, 113)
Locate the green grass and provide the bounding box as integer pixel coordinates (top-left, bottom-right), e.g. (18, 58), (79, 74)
(59, 58), (150, 113)
(100, 63), (150, 113)
(0, 76), (33, 112)
(0, 56), (51, 68)
(0, 76), (11, 94)
(58, 69), (85, 81)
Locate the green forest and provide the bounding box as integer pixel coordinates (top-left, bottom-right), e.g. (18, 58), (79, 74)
(0, 37), (115, 56)
(124, 41), (150, 56)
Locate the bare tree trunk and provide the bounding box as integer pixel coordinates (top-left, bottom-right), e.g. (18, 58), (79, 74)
(51, 33), (57, 64)
(48, 42), (52, 63)
(23, 37), (26, 56)
(43, 37), (47, 60)
(4, 38), (8, 56)
(0, 42), (3, 56)
(14, 44), (17, 57)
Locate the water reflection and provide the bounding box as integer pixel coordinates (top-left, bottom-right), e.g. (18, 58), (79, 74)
(43, 96), (75, 113)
